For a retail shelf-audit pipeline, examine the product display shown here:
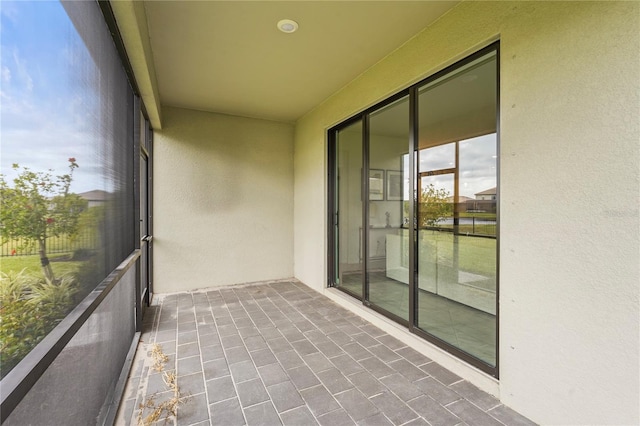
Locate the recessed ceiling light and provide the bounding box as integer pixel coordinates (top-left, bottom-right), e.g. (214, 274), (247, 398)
(277, 19), (298, 34)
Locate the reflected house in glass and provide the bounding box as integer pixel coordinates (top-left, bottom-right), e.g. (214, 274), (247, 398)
(447, 195), (473, 213)
(0, 2), (638, 426)
(475, 187), (497, 201)
(466, 187), (497, 213)
(78, 190), (112, 208)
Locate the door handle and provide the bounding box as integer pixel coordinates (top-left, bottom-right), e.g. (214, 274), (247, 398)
(141, 235), (153, 243)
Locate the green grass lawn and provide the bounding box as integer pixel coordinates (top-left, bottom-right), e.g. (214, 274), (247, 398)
(458, 212), (496, 219)
(438, 223), (496, 236)
(0, 253), (83, 277)
(420, 231), (496, 277)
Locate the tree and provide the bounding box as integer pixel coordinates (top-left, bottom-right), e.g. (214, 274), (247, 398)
(0, 159), (87, 282)
(419, 183), (452, 228)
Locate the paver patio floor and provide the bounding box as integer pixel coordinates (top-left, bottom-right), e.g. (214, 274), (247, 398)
(116, 280), (535, 426)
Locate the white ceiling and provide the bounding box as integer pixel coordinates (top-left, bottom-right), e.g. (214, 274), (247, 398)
(143, 1), (459, 123)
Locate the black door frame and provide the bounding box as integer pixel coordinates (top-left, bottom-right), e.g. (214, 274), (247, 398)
(135, 105), (153, 331)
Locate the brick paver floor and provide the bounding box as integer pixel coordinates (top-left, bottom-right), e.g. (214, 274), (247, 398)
(116, 280), (535, 426)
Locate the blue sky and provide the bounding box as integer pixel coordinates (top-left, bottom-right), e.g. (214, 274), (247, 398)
(1, 1), (102, 193)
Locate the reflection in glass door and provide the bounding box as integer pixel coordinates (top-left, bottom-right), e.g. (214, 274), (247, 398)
(418, 167), (455, 301)
(367, 96), (410, 321)
(416, 51), (497, 367)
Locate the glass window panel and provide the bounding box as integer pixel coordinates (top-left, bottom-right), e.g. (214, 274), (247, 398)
(0, 0), (135, 378)
(367, 96), (409, 320)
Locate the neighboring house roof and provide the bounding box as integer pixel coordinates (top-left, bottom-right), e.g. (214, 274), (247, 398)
(446, 195), (474, 203)
(475, 187), (497, 196)
(78, 190), (111, 202)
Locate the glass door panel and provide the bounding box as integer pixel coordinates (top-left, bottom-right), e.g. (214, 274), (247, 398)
(367, 96), (410, 320)
(335, 120), (363, 297)
(416, 51), (497, 366)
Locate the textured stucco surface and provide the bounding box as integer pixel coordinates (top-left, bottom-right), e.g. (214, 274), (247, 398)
(293, 1), (639, 424)
(154, 107), (294, 292)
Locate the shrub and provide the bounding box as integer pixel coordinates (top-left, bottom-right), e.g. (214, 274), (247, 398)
(0, 269), (79, 378)
(27, 274), (78, 317)
(0, 268), (31, 300)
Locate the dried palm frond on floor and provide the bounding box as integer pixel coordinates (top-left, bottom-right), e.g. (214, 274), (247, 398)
(150, 343), (169, 372)
(137, 344), (189, 426)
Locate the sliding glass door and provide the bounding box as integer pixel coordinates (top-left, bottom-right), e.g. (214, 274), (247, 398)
(329, 43), (498, 375)
(367, 96), (411, 321)
(416, 51), (498, 367)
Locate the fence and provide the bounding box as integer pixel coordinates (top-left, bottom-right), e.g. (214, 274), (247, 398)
(424, 217), (497, 237)
(0, 228), (98, 257)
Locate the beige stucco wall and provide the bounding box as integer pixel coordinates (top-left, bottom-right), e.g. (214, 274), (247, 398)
(293, 1), (639, 424)
(154, 107), (294, 292)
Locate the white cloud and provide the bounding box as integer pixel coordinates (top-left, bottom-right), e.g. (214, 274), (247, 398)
(0, 2), (19, 26)
(1, 119), (104, 194)
(1, 71), (103, 193)
(12, 48), (33, 92)
(1, 66), (11, 83)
